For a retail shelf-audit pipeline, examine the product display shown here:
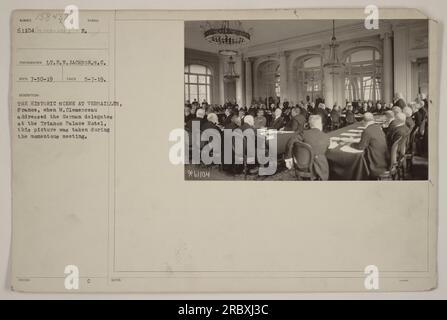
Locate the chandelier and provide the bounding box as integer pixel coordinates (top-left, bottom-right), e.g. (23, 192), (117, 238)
(202, 20), (251, 56)
(323, 20), (345, 70)
(223, 56), (239, 82)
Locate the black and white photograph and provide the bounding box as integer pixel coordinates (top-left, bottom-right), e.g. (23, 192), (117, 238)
(2, 3), (444, 299)
(184, 19), (429, 181)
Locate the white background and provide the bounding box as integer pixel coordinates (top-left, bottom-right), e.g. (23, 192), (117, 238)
(0, 0), (445, 300)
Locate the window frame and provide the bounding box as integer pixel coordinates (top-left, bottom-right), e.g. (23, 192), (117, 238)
(344, 49), (382, 102)
(184, 64), (213, 104)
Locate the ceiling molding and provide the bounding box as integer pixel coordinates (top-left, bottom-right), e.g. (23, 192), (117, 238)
(244, 21), (392, 58)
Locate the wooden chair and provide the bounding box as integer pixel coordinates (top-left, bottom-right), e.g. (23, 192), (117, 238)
(378, 137), (402, 181)
(397, 135), (409, 180)
(404, 127), (419, 176)
(292, 140), (317, 181)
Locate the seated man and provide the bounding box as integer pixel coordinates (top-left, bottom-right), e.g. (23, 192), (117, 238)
(284, 115), (330, 180)
(270, 108), (285, 130)
(393, 92), (407, 109)
(414, 102), (428, 128)
(240, 115), (255, 133)
(402, 106), (415, 131)
(184, 105), (194, 123)
(314, 103), (329, 129)
(307, 102), (316, 114)
(238, 109), (246, 121)
(375, 103), (384, 114)
(222, 107), (233, 127)
(345, 104), (356, 125)
(359, 102), (369, 114)
(254, 109), (267, 129)
(353, 113), (390, 179)
(202, 113), (221, 133)
(298, 102), (310, 120)
(386, 112), (410, 150)
(392, 106), (403, 116)
(284, 107), (306, 133)
(330, 105), (341, 129)
(382, 110), (395, 136)
(224, 114), (241, 130)
(185, 108), (207, 132)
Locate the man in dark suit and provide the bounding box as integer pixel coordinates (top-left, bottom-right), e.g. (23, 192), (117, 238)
(224, 114), (241, 130)
(202, 113), (221, 133)
(254, 109), (267, 129)
(393, 93), (407, 109)
(270, 108), (285, 130)
(185, 108), (207, 132)
(298, 103), (310, 121)
(284, 107), (306, 133)
(314, 103), (329, 129)
(184, 105), (194, 123)
(307, 102), (316, 114)
(222, 107), (233, 127)
(315, 97), (324, 109)
(285, 115), (330, 180)
(345, 104), (356, 125)
(386, 112), (410, 151)
(240, 115), (255, 133)
(330, 105), (341, 129)
(403, 106), (415, 131)
(414, 102), (428, 128)
(359, 102), (369, 114)
(353, 113), (390, 178)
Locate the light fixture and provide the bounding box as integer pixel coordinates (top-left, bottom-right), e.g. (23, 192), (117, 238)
(323, 20), (345, 70)
(223, 56), (240, 82)
(202, 20), (251, 56)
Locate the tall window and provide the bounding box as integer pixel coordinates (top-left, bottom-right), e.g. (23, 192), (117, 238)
(184, 64), (212, 104)
(258, 61), (280, 100)
(275, 72), (281, 98)
(297, 56), (323, 102)
(344, 49), (382, 102)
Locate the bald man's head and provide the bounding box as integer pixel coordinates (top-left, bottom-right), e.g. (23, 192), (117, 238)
(363, 112), (374, 123)
(207, 113), (218, 125)
(244, 115), (254, 127)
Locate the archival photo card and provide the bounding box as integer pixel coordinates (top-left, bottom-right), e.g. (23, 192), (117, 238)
(9, 8), (438, 293)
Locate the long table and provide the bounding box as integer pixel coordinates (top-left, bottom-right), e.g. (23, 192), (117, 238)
(257, 115), (387, 180)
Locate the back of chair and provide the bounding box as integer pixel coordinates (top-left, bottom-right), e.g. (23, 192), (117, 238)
(292, 140), (314, 173)
(407, 126), (419, 155)
(390, 136), (402, 169)
(399, 135), (408, 157)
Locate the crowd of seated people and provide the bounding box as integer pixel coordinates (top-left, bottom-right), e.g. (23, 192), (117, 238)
(184, 92), (429, 179)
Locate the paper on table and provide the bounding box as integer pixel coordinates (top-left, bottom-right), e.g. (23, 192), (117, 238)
(340, 132), (362, 137)
(329, 140), (339, 149)
(340, 145), (364, 153)
(330, 137), (360, 143)
(348, 129), (364, 133)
